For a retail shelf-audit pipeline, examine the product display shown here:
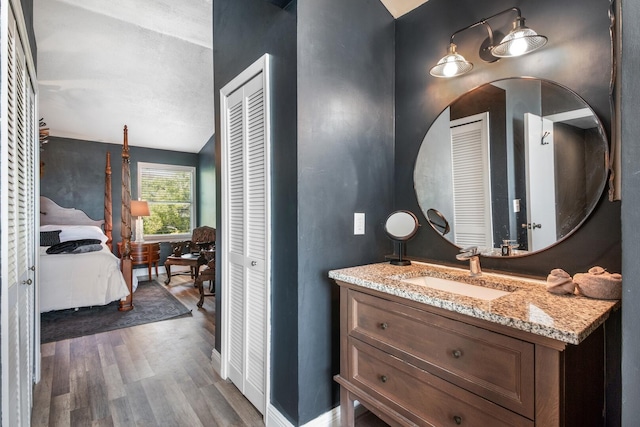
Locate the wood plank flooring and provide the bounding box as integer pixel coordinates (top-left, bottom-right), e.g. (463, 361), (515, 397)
(32, 273), (387, 427)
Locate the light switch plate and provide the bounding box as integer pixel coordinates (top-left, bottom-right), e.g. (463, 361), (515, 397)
(354, 213), (365, 235)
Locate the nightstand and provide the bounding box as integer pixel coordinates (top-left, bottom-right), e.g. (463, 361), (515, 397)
(118, 241), (160, 279)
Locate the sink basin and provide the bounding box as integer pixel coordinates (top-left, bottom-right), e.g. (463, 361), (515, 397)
(401, 276), (511, 301)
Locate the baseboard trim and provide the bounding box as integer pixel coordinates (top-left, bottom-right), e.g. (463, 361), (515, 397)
(133, 266), (167, 278)
(211, 349), (221, 375)
(266, 404), (294, 427)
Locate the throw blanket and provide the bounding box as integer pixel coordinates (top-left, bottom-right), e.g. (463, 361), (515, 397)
(46, 239), (102, 254)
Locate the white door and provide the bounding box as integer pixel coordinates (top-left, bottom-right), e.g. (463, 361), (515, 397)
(1, 3), (38, 426)
(524, 113), (557, 251)
(450, 112), (493, 249)
(221, 54), (271, 415)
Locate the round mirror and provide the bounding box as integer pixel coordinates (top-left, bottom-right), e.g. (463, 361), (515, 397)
(385, 210), (419, 240)
(385, 210), (419, 266)
(415, 78), (608, 257)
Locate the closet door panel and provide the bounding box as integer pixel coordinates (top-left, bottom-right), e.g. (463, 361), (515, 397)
(221, 54), (270, 416)
(1, 5), (37, 426)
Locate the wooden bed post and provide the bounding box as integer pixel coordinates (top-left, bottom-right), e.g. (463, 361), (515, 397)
(119, 125), (134, 311)
(104, 152), (113, 252)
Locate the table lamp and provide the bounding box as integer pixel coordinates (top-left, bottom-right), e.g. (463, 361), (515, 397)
(131, 200), (150, 242)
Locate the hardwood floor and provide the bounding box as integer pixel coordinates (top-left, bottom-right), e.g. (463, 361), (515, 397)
(32, 273), (262, 427)
(32, 272), (387, 427)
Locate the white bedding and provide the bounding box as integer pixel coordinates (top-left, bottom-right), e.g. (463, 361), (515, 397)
(39, 243), (136, 312)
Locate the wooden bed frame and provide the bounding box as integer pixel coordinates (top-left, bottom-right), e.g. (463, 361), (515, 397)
(39, 125), (134, 311)
(119, 126), (134, 311)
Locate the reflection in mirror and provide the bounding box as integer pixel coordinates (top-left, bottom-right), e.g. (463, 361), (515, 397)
(414, 78), (608, 257)
(426, 208), (450, 236)
(385, 210), (419, 266)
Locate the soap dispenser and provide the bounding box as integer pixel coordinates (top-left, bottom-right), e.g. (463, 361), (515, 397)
(501, 239), (517, 256)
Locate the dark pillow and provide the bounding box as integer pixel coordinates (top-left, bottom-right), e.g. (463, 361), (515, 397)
(70, 244), (103, 254)
(40, 230), (61, 246)
(46, 239), (102, 254)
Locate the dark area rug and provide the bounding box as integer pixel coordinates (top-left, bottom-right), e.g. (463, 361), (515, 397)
(41, 279), (192, 344)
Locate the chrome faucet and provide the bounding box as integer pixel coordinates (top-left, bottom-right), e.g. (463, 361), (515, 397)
(456, 246), (482, 277)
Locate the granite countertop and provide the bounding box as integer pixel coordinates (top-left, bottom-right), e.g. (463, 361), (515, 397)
(328, 261), (619, 345)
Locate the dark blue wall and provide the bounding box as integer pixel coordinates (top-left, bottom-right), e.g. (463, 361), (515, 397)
(40, 136), (199, 263)
(620, 0), (640, 424)
(198, 134), (216, 227)
(396, 0), (620, 277)
(20, 0), (36, 68)
(213, 0), (299, 421)
(396, 0), (621, 424)
(214, 0), (394, 423)
(296, 0), (394, 423)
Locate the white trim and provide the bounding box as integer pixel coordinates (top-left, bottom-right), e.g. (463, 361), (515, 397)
(266, 404), (295, 427)
(220, 53), (272, 416)
(132, 265), (168, 277)
(210, 349), (221, 375)
(299, 406), (340, 427)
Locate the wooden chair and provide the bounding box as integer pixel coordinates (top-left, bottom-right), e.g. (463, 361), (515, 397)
(195, 248), (215, 308)
(164, 226), (215, 286)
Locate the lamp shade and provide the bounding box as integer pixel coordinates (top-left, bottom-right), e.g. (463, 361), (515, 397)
(131, 200), (150, 217)
(491, 17), (547, 57)
(429, 43), (473, 78)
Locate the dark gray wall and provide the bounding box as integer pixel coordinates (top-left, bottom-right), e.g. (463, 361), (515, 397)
(397, 0), (621, 424)
(396, 0), (620, 276)
(214, 0), (394, 423)
(40, 137), (199, 264)
(198, 134), (216, 227)
(213, 0), (299, 421)
(297, 0), (394, 423)
(20, 0), (36, 68)
(620, 0), (640, 424)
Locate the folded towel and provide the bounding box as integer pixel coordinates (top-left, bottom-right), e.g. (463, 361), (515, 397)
(573, 266), (622, 300)
(546, 268), (575, 295)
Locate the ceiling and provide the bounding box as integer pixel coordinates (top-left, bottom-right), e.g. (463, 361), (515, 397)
(33, 0), (425, 154)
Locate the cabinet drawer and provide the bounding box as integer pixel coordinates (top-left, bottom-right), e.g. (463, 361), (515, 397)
(348, 290), (534, 418)
(349, 338), (533, 427)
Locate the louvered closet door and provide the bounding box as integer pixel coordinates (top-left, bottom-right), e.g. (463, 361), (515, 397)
(222, 58), (269, 415)
(1, 5), (37, 426)
(450, 113), (493, 249)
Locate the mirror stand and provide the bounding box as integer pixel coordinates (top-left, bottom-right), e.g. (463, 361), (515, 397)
(391, 241), (411, 266)
(385, 210), (420, 267)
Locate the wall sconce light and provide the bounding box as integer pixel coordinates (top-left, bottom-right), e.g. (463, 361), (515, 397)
(131, 200), (150, 242)
(429, 7), (547, 78)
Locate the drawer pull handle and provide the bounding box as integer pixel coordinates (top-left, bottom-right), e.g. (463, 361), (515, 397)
(380, 375), (388, 383)
(380, 322), (388, 330)
(453, 415), (462, 425)
(452, 349), (462, 359)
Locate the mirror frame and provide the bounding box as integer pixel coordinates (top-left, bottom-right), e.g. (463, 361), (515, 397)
(416, 77), (610, 258)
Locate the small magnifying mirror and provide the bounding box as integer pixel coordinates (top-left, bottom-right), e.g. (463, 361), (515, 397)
(385, 210), (419, 266)
(426, 208), (450, 236)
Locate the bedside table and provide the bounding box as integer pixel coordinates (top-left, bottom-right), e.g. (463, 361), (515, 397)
(118, 241), (160, 279)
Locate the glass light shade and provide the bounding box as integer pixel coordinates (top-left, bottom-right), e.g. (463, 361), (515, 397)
(429, 44), (473, 78)
(492, 18), (547, 57)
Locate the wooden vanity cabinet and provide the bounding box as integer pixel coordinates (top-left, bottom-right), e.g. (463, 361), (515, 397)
(334, 282), (606, 427)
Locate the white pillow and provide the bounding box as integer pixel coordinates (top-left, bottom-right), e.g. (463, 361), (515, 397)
(40, 224), (108, 244)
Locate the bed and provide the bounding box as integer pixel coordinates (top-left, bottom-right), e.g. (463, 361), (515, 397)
(39, 126), (137, 312)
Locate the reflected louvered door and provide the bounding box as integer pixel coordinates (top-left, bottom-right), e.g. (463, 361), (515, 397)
(1, 5), (37, 427)
(222, 59), (269, 415)
(450, 113), (493, 249)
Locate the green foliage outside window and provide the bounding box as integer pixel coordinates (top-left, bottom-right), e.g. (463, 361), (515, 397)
(138, 163), (195, 235)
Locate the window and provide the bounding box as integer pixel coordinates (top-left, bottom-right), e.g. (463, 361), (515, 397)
(138, 162), (196, 238)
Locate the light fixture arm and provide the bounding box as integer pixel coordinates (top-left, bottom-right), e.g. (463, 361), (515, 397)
(447, 7), (522, 53)
(430, 7), (546, 78)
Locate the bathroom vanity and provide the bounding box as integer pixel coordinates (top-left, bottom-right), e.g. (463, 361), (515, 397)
(329, 262), (618, 427)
